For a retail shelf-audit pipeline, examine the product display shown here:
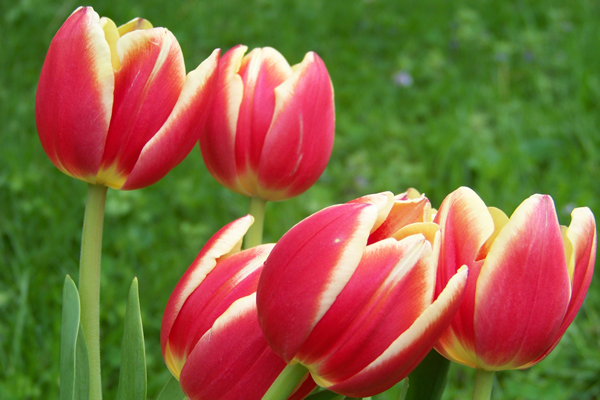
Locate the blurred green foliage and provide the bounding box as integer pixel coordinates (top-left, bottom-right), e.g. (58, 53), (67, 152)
(1, 0), (599, 399)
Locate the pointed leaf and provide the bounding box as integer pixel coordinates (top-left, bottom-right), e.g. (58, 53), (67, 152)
(156, 376), (185, 400)
(116, 278), (147, 400)
(304, 390), (344, 400)
(404, 350), (449, 400)
(60, 275), (90, 400)
(75, 324), (90, 400)
(372, 378), (409, 400)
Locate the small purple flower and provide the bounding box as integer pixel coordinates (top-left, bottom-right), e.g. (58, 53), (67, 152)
(393, 70), (413, 87)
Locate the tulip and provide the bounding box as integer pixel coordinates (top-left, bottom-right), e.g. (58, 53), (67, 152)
(200, 45), (335, 202)
(161, 216), (315, 400)
(433, 187), (596, 372)
(36, 6), (219, 190)
(256, 190), (469, 397)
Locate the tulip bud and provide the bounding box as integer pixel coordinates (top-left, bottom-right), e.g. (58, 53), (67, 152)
(161, 216), (315, 399)
(433, 187), (596, 370)
(257, 190), (468, 397)
(36, 7), (220, 190)
(200, 45), (335, 201)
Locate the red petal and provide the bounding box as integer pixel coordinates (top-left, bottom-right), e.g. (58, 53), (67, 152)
(122, 49), (220, 189)
(325, 266), (468, 397)
(200, 45), (249, 196)
(161, 216), (252, 357)
(520, 206), (597, 368)
(98, 28), (185, 187)
(235, 47), (292, 193)
(300, 235), (435, 383)
(433, 187), (494, 363)
(167, 244), (272, 367)
(35, 7), (113, 182)
(256, 52), (335, 200)
(257, 202), (378, 362)
(180, 294), (287, 400)
(473, 195), (570, 369)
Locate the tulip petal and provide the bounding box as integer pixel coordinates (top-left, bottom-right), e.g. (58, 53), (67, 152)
(521, 206), (597, 368)
(300, 235), (435, 383)
(473, 195), (570, 369)
(257, 202), (378, 362)
(434, 187), (494, 363)
(97, 28), (186, 188)
(392, 222), (439, 245)
(562, 207), (596, 333)
(161, 215), (252, 358)
(324, 266), (468, 397)
(117, 17), (153, 36)
(200, 45), (249, 196)
(475, 207), (510, 261)
(99, 17), (121, 70)
(122, 49), (220, 190)
(35, 7), (113, 182)
(348, 192), (395, 233)
(167, 244), (273, 375)
(369, 193), (431, 243)
(256, 52), (335, 200)
(235, 47), (293, 194)
(180, 294), (287, 400)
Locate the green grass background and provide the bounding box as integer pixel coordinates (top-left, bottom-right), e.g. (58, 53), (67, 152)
(1, 0), (599, 398)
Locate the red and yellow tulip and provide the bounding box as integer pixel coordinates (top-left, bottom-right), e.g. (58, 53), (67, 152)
(161, 216), (315, 400)
(200, 45), (335, 201)
(256, 190), (468, 397)
(36, 7), (219, 190)
(434, 187), (596, 370)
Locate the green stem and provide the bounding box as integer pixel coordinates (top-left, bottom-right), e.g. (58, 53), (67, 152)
(78, 183), (108, 400)
(472, 369), (495, 400)
(262, 363), (308, 400)
(244, 196), (267, 249)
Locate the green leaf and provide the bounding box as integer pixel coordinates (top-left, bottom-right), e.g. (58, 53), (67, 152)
(398, 378), (409, 400)
(116, 278), (147, 400)
(404, 350), (450, 400)
(74, 324), (90, 400)
(304, 389), (344, 400)
(372, 378), (409, 400)
(60, 275), (89, 400)
(156, 375), (186, 400)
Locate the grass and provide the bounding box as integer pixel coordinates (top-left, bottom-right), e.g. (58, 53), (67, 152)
(1, 0), (599, 399)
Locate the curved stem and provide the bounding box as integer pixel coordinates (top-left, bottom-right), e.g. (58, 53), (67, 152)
(78, 183), (107, 400)
(262, 363), (308, 400)
(472, 369), (495, 400)
(244, 196), (267, 249)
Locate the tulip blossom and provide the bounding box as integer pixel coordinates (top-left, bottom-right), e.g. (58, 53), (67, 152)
(257, 190), (469, 397)
(161, 216), (315, 400)
(36, 6), (219, 190)
(434, 187), (596, 371)
(200, 45), (335, 201)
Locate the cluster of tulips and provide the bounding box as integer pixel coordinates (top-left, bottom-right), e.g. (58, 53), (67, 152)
(36, 7), (596, 400)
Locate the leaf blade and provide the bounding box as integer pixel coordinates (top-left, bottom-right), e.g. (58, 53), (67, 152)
(116, 278), (147, 400)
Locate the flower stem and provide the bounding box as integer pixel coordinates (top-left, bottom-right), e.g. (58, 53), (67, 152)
(78, 183), (107, 400)
(472, 369), (495, 400)
(244, 196), (267, 249)
(263, 363), (308, 400)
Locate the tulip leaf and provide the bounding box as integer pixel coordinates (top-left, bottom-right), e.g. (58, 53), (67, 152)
(372, 378), (409, 400)
(156, 375), (186, 400)
(116, 278), (147, 400)
(60, 275), (90, 400)
(404, 350), (450, 400)
(304, 390), (344, 400)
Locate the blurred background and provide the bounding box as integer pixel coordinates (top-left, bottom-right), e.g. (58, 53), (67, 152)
(1, 0), (599, 398)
